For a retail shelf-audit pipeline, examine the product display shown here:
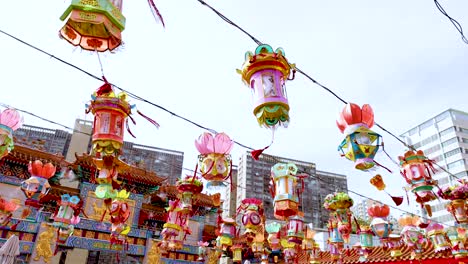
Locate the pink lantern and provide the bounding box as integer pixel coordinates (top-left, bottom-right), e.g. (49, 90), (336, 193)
(195, 132), (233, 187)
(426, 222), (451, 256)
(287, 213), (304, 245)
(161, 199), (188, 246)
(0, 108), (22, 159)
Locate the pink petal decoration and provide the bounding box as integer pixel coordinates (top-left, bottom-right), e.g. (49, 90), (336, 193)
(195, 132), (233, 155)
(336, 103), (375, 133)
(213, 133), (233, 154)
(0, 108), (23, 131)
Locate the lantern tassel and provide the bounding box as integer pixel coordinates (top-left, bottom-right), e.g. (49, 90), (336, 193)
(373, 160), (392, 173)
(125, 119), (136, 138)
(147, 0), (165, 27)
(137, 110), (160, 128)
(251, 130), (275, 160)
(385, 191), (404, 206)
(96, 76), (113, 96)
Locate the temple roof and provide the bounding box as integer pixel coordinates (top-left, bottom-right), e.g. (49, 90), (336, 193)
(151, 185), (221, 208)
(73, 153), (166, 186)
(6, 144), (68, 166)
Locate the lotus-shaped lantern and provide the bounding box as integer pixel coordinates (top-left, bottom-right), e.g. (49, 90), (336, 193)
(21, 160), (56, 208)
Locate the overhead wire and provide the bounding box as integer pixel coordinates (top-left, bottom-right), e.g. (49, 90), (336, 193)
(0, 103), (458, 228)
(433, 0), (468, 45)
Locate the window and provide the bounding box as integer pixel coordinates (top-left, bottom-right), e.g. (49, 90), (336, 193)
(462, 138), (468, 144)
(424, 144), (441, 155)
(442, 137), (459, 148)
(460, 127), (468, 134)
(444, 148), (462, 158)
(419, 120), (434, 131)
(454, 171), (468, 179)
(438, 177), (449, 185)
(440, 126), (455, 137)
(447, 159), (465, 170)
(436, 111), (450, 122)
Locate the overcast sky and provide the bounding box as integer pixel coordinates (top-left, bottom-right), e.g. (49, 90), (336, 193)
(0, 0), (467, 216)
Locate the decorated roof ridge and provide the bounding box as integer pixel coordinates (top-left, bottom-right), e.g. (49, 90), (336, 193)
(6, 144), (69, 166)
(317, 242), (458, 263)
(152, 185), (221, 207)
(72, 153), (167, 185)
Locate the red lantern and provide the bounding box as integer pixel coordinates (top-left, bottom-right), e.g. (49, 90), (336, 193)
(21, 160), (56, 208)
(0, 198), (20, 226)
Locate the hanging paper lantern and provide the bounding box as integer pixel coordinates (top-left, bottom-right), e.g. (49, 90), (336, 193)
(21, 160), (56, 208)
(356, 226), (374, 261)
(399, 150), (439, 216)
(59, 0), (126, 52)
(323, 192), (353, 243)
(266, 222), (282, 253)
(336, 103), (382, 171)
(231, 244), (243, 263)
(109, 190), (131, 249)
(446, 226), (468, 258)
(302, 223), (321, 264)
(168, 227), (187, 250)
(197, 241), (209, 261)
(195, 132), (233, 188)
(216, 217), (236, 251)
(398, 214), (427, 259)
(238, 198), (264, 242)
(368, 203), (392, 241)
(281, 239), (297, 264)
(287, 213), (304, 245)
(270, 163), (303, 220)
(0, 108), (22, 159)
(176, 175), (203, 213)
(426, 222), (451, 256)
(87, 79), (131, 158)
(52, 194), (81, 244)
(239, 44), (295, 128)
(161, 199), (188, 246)
(0, 198), (20, 226)
(438, 179), (468, 224)
(251, 231), (264, 254)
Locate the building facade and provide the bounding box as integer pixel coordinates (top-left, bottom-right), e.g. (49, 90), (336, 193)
(235, 152), (348, 229)
(14, 119), (185, 185)
(400, 109), (468, 224)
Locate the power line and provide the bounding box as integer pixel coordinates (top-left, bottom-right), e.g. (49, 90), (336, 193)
(433, 0), (468, 45)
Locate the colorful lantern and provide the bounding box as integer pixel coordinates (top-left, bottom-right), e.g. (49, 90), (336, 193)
(399, 150), (439, 216)
(0, 198), (20, 226)
(252, 231), (265, 254)
(266, 222), (282, 253)
(195, 132), (233, 188)
(281, 239), (297, 264)
(426, 222), (451, 256)
(270, 163), (304, 220)
(21, 160), (56, 208)
(197, 241), (209, 261)
(109, 190), (131, 247)
(238, 198), (264, 242)
(356, 226), (374, 261)
(323, 192), (353, 243)
(336, 103), (382, 171)
(438, 179), (468, 224)
(0, 108), (22, 159)
(239, 44), (296, 128)
(368, 203), (392, 241)
(398, 214), (427, 259)
(59, 0), (126, 52)
(302, 223), (321, 264)
(176, 175), (203, 213)
(287, 213), (304, 245)
(231, 244), (243, 263)
(161, 199), (188, 246)
(446, 226), (468, 258)
(386, 234), (404, 257)
(217, 217), (237, 251)
(52, 194), (81, 244)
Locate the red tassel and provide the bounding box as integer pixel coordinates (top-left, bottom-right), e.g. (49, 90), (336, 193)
(96, 76), (113, 96)
(386, 192), (404, 206)
(147, 0), (165, 27)
(10, 222), (18, 231)
(125, 119), (136, 138)
(137, 110), (160, 128)
(251, 146), (269, 160)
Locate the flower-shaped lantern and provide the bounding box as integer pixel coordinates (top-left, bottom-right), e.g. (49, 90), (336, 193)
(21, 160), (56, 208)
(337, 103), (382, 171)
(399, 150), (439, 216)
(0, 198), (20, 226)
(109, 190), (131, 247)
(426, 222), (451, 256)
(0, 108), (22, 159)
(52, 194), (81, 244)
(239, 44), (295, 129)
(266, 222), (282, 253)
(438, 179), (468, 224)
(238, 198), (264, 243)
(176, 175), (203, 213)
(324, 192), (354, 243)
(368, 203), (392, 242)
(446, 226), (468, 258)
(398, 214), (427, 259)
(59, 0), (126, 52)
(217, 217), (237, 252)
(195, 132), (233, 189)
(270, 162), (304, 220)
